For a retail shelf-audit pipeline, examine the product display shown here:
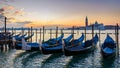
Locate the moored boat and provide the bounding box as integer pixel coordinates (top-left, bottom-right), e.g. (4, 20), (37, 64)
(101, 34), (116, 58)
(63, 34), (98, 56)
(40, 34), (73, 54)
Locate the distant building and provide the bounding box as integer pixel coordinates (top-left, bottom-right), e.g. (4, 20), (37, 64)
(67, 16), (117, 30)
(85, 16), (105, 30)
(86, 21), (105, 30)
(85, 16), (88, 27)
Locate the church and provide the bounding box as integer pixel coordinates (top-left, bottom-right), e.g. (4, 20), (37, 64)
(85, 16), (105, 30)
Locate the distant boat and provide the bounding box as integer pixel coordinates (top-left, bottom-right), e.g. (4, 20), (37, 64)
(101, 34), (116, 58)
(63, 34), (98, 56)
(40, 34), (73, 54)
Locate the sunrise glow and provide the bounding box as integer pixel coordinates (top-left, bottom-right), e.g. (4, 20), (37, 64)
(0, 0), (120, 28)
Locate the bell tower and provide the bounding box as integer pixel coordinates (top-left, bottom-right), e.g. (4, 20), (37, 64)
(85, 16), (88, 27)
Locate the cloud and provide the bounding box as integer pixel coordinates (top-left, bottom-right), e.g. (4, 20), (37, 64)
(3, 5), (14, 10)
(0, 0), (14, 3)
(16, 21), (32, 25)
(5, 21), (32, 28)
(13, 9), (24, 16)
(0, 5), (15, 16)
(0, 5), (25, 16)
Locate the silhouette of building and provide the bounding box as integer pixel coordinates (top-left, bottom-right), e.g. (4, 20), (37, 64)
(85, 16), (88, 27)
(85, 17), (105, 30)
(87, 21), (105, 30)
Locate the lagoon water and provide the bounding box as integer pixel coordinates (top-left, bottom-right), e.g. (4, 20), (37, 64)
(0, 30), (120, 68)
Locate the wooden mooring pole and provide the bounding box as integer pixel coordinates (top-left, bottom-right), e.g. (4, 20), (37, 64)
(31, 26), (33, 42)
(12, 27), (13, 36)
(92, 25), (94, 68)
(115, 24), (119, 68)
(73, 26), (74, 41)
(36, 28), (37, 42)
(77, 29), (79, 35)
(72, 26), (74, 46)
(40, 28), (41, 43)
(61, 28), (63, 35)
(92, 25), (94, 47)
(56, 26), (58, 45)
(85, 27), (86, 42)
(4, 17), (7, 50)
(116, 24), (119, 57)
(43, 26), (45, 42)
(56, 26), (58, 39)
(50, 29), (52, 39)
(14, 29), (16, 35)
(99, 28), (101, 46)
(28, 28), (30, 42)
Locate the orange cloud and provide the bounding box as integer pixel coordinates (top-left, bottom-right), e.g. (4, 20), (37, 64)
(2, 5), (14, 10)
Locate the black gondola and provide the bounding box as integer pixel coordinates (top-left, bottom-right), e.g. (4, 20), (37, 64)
(63, 34), (98, 56)
(40, 34), (73, 54)
(101, 34), (116, 58)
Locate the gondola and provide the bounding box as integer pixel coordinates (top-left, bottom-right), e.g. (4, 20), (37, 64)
(24, 33), (34, 41)
(21, 38), (40, 51)
(63, 34), (98, 56)
(101, 34), (116, 58)
(15, 33), (35, 50)
(40, 34), (73, 54)
(15, 33), (64, 51)
(12, 33), (21, 38)
(15, 33), (27, 41)
(43, 33), (64, 45)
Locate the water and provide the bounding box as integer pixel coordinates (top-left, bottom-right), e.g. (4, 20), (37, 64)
(0, 30), (120, 68)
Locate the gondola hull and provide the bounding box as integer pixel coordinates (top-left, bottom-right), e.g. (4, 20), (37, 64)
(64, 45), (95, 56)
(41, 45), (62, 54)
(15, 43), (40, 51)
(101, 49), (116, 58)
(41, 47), (62, 54)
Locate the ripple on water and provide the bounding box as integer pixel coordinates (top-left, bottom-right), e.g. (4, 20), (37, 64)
(41, 53), (72, 68)
(19, 52), (51, 68)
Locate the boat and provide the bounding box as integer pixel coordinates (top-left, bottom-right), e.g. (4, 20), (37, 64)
(15, 33), (27, 41)
(21, 38), (40, 51)
(101, 34), (116, 58)
(40, 34), (73, 54)
(12, 33), (21, 38)
(63, 34), (98, 56)
(24, 33), (34, 41)
(15, 33), (35, 50)
(15, 33), (64, 51)
(43, 33), (64, 45)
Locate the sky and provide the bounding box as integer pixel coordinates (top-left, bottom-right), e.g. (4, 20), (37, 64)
(0, 0), (120, 28)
